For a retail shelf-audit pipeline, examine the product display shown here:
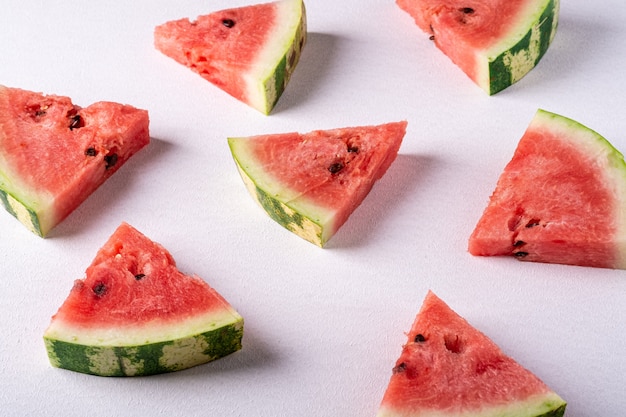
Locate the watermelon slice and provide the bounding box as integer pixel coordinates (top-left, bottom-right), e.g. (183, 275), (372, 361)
(377, 291), (567, 417)
(44, 223), (244, 376)
(154, 0), (306, 114)
(469, 109), (626, 269)
(0, 86), (150, 237)
(228, 121), (407, 247)
(396, 0), (560, 94)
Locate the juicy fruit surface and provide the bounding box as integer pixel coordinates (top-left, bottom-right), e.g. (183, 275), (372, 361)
(397, 0), (528, 47)
(50, 223), (237, 327)
(0, 86), (150, 236)
(154, 0), (306, 114)
(396, 0), (559, 94)
(228, 121), (407, 246)
(469, 109), (626, 269)
(44, 223), (243, 376)
(377, 291), (566, 417)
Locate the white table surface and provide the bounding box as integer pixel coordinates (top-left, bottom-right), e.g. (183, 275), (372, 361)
(1, 1), (624, 416)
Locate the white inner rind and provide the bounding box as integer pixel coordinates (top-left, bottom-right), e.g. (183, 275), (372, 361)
(377, 391), (566, 417)
(228, 136), (337, 246)
(0, 170), (55, 236)
(475, 0), (559, 91)
(44, 307), (243, 347)
(0, 89), (55, 235)
(243, 0), (305, 113)
(530, 109), (626, 268)
(235, 157), (330, 246)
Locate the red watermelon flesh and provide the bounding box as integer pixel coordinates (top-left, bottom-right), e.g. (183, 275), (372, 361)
(228, 121), (407, 246)
(396, 0), (559, 94)
(56, 223), (232, 328)
(44, 222), (244, 376)
(0, 86), (150, 237)
(154, 0), (306, 114)
(377, 291), (566, 417)
(469, 109), (626, 269)
(398, 0), (527, 48)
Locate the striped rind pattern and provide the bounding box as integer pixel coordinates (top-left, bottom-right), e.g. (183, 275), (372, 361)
(44, 318), (243, 377)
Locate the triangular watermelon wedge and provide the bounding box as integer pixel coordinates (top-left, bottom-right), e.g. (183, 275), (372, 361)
(469, 109), (626, 269)
(396, 0), (559, 94)
(228, 121), (407, 247)
(0, 86), (150, 237)
(377, 291), (567, 417)
(154, 0), (306, 115)
(44, 222), (244, 376)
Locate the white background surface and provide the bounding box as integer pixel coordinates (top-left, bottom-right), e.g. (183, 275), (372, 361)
(0, 1), (624, 416)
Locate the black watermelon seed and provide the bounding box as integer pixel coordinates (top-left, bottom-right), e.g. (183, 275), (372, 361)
(92, 282), (107, 297)
(222, 19), (235, 28)
(347, 145), (359, 153)
(414, 333), (426, 343)
(69, 114), (83, 130)
(514, 251), (529, 258)
(429, 35), (435, 41)
(328, 162), (344, 174)
(104, 154), (118, 170)
(135, 274), (146, 280)
(392, 362), (407, 374)
(513, 240), (526, 247)
(460, 7), (475, 13)
(85, 147), (97, 157)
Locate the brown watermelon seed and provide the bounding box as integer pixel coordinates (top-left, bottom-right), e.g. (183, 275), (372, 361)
(104, 153), (118, 170)
(429, 35), (435, 41)
(222, 19), (235, 28)
(414, 333), (426, 343)
(84, 147), (98, 157)
(514, 251), (529, 258)
(392, 362), (407, 374)
(460, 7), (474, 13)
(135, 274), (146, 280)
(328, 162), (344, 174)
(92, 282), (107, 297)
(69, 114), (84, 130)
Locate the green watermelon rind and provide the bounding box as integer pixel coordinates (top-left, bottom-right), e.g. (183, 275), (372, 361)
(469, 108), (626, 268)
(0, 129), (50, 237)
(0, 188), (43, 236)
(377, 391), (566, 417)
(245, 0), (307, 114)
(0, 88), (150, 237)
(481, 0), (560, 94)
(377, 291), (567, 417)
(228, 143), (330, 246)
(227, 122), (407, 247)
(44, 316), (243, 377)
(532, 109), (626, 162)
(533, 109), (626, 268)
